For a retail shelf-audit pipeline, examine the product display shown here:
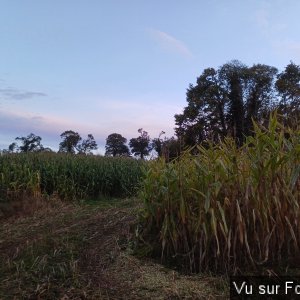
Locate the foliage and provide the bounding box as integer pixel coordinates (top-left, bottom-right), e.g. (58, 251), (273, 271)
(151, 132), (181, 161)
(105, 133), (130, 157)
(0, 153), (146, 203)
(138, 114), (300, 274)
(77, 134), (98, 154)
(8, 142), (18, 153)
(175, 60), (300, 147)
(59, 130), (82, 153)
(15, 133), (44, 153)
(276, 61), (300, 117)
(59, 131), (98, 154)
(129, 128), (151, 159)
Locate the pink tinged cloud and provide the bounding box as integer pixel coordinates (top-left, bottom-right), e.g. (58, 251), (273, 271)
(149, 29), (193, 58)
(0, 109), (107, 142)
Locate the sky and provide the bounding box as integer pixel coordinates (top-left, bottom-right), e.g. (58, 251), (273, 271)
(0, 0), (300, 154)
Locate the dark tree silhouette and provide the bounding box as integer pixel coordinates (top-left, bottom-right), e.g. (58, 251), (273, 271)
(77, 134), (98, 154)
(8, 142), (18, 153)
(175, 60), (279, 147)
(105, 133), (130, 157)
(151, 131), (165, 157)
(152, 132), (181, 161)
(59, 130), (82, 154)
(276, 61), (300, 116)
(129, 128), (151, 159)
(16, 133), (44, 152)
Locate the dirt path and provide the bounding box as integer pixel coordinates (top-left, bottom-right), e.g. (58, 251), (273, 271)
(0, 198), (227, 299)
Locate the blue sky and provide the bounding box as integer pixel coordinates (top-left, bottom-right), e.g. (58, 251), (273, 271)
(0, 0), (299, 153)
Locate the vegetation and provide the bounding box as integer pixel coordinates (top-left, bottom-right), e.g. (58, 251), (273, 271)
(175, 61), (300, 147)
(0, 198), (226, 299)
(16, 133), (44, 152)
(105, 133), (130, 157)
(152, 131), (181, 162)
(138, 115), (300, 274)
(129, 128), (152, 159)
(0, 153), (145, 209)
(1, 60), (300, 297)
(77, 134), (98, 154)
(58, 130), (98, 154)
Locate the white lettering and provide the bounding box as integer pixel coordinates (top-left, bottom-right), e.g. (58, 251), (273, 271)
(295, 285), (300, 294)
(232, 281), (252, 294)
(285, 281), (294, 294)
(259, 285), (266, 294)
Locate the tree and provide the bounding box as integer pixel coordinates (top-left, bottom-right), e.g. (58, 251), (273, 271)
(8, 142), (18, 153)
(163, 137), (181, 161)
(16, 133), (44, 152)
(244, 64), (278, 135)
(276, 61), (300, 116)
(129, 128), (151, 159)
(105, 133), (130, 157)
(59, 130), (81, 153)
(175, 60), (278, 147)
(152, 132), (181, 161)
(77, 134), (98, 154)
(151, 131), (165, 157)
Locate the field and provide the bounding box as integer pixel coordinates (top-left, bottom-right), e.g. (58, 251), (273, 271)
(0, 198), (227, 299)
(0, 153), (145, 216)
(1, 117), (300, 299)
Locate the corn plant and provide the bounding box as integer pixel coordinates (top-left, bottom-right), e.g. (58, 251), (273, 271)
(0, 153), (146, 203)
(138, 114), (300, 274)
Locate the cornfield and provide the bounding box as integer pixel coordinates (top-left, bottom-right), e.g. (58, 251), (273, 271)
(0, 153), (146, 202)
(138, 115), (300, 274)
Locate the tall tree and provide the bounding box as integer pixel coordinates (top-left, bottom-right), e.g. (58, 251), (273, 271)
(152, 133), (181, 161)
(219, 60), (247, 145)
(276, 61), (300, 116)
(129, 128), (151, 159)
(77, 134), (98, 154)
(16, 133), (44, 152)
(175, 60), (278, 147)
(105, 133), (130, 157)
(151, 131), (166, 157)
(244, 64), (278, 135)
(59, 130), (81, 154)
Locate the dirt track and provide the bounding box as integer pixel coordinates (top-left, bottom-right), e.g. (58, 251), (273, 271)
(0, 198), (227, 299)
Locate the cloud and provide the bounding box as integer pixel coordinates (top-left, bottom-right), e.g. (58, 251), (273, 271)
(0, 88), (47, 100)
(0, 95), (180, 154)
(149, 29), (193, 58)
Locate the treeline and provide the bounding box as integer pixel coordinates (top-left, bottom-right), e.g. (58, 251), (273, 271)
(2, 60), (299, 159)
(1, 128), (180, 160)
(175, 60), (300, 147)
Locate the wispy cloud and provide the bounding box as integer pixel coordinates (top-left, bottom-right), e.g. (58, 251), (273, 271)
(149, 29), (193, 58)
(0, 88), (47, 100)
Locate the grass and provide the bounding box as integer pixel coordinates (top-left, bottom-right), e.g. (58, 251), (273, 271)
(0, 197), (227, 299)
